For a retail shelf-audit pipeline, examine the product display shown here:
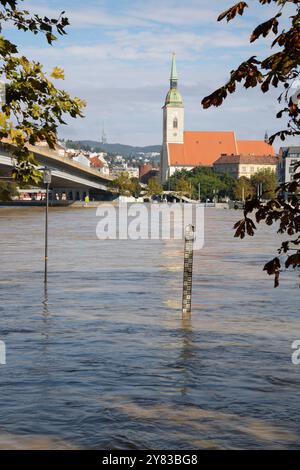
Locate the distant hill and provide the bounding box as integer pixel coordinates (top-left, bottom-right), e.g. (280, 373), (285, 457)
(66, 140), (161, 156)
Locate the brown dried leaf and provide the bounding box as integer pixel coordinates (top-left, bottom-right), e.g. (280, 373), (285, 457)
(218, 2), (248, 23)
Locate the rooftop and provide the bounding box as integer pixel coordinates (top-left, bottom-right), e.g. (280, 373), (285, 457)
(168, 132), (275, 167)
(214, 154), (278, 165)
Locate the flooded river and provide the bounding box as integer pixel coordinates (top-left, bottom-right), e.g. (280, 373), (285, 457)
(0, 206), (299, 449)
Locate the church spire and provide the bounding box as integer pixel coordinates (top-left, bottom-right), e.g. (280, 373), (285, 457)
(264, 130), (269, 143)
(170, 53), (178, 89)
(164, 53), (183, 108)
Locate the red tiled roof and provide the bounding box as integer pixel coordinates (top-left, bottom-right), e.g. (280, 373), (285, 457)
(237, 140), (275, 156)
(89, 156), (104, 168)
(169, 131), (238, 166)
(214, 154), (277, 165)
(168, 133), (275, 167)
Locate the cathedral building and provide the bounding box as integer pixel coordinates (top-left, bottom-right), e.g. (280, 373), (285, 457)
(160, 54), (275, 183)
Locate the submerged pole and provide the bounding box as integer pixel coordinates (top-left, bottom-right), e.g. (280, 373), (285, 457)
(182, 224), (195, 316)
(44, 182), (49, 284)
(43, 168), (52, 284)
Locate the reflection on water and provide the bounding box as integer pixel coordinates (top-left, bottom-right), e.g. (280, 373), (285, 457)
(0, 206), (299, 449)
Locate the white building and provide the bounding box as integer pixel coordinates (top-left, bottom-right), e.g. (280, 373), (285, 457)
(278, 146), (300, 185)
(89, 156), (110, 175)
(72, 153), (91, 167)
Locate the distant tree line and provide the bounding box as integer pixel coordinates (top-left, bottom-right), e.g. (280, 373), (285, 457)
(108, 167), (278, 202)
(65, 140), (106, 153)
(0, 180), (17, 201)
(166, 167), (277, 201)
(110, 172), (142, 198)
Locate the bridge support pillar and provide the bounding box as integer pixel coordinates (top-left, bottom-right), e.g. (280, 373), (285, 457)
(52, 189), (91, 201)
(68, 190), (75, 201)
(67, 189), (76, 201)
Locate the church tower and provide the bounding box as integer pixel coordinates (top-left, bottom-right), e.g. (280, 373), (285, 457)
(161, 54), (184, 183)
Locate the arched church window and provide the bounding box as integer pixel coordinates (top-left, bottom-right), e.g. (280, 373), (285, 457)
(173, 117), (178, 129)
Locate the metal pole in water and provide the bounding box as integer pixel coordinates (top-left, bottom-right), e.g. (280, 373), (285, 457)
(44, 182), (49, 284)
(43, 168), (52, 284)
(182, 224), (195, 316)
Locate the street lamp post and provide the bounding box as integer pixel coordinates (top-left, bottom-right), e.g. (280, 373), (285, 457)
(43, 168), (52, 284)
(257, 182), (263, 198)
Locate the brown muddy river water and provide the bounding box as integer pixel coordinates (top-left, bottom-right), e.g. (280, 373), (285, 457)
(0, 205), (299, 449)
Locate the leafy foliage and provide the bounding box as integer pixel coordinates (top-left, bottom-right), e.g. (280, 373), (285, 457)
(174, 176), (192, 196)
(202, 0), (300, 144)
(234, 166), (300, 286)
(146, 177), (163, 198)
(217, 2), (248, 22)
(0, 0), (85, 184)
(250, 168), (278, 199)
(233, 170), (277, 200)
(167, 166), (235, 201)
(233, 176), (254, 200)
(130, 177), (142, 198)
(110, 172), (142, 197)
(203, 0), (300, 286)
(0, 179), (17, 201)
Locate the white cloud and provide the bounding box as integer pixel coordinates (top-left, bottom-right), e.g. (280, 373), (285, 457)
(5, 0), (298, 148)
(24, 28), (249, 65)
(24, 0), (219, 28)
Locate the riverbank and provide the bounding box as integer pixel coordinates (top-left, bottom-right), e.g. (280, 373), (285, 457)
(0, 200), (231, 209)
(0, 200), (72, 207)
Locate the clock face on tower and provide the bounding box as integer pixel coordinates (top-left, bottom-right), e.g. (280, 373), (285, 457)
(173, 133), (177, 137)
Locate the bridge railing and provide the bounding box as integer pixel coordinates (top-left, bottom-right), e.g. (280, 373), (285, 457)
(0, 141), (113, 182)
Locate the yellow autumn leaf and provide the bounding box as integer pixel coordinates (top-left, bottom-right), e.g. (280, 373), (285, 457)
(50, 67), (65, 80)
(0, 112), (7, 128)
(31, 104), (41, 118)
(10, 128), (25, 146)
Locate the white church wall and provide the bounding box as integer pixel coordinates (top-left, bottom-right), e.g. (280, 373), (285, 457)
(163, 107), (184, 144)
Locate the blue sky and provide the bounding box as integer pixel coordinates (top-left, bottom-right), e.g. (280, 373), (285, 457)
(3, 0), (299, 147)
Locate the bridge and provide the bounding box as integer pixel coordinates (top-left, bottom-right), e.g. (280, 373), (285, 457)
(0, 142), (114, 201)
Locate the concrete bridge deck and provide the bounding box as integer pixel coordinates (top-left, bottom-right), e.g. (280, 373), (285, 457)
(0, 142), (114, 200)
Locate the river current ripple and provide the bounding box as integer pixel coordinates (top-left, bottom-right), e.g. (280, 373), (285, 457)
(0, 206), (299, 449)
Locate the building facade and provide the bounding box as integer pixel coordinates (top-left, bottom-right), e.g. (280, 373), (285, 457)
(277, 146), (300, 185)
(160, 55), (275, 183)
(214, 154), (277, 178)
(139, 163), (159, 184)
(89, 156), (110, 176)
